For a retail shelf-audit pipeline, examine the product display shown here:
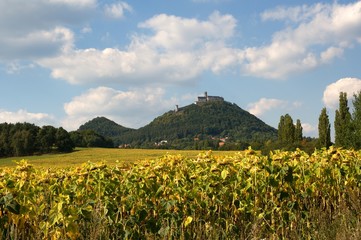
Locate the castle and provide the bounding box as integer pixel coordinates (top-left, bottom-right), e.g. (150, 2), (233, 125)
(175, 91), (224, 112)
(196, 92), (224, 105)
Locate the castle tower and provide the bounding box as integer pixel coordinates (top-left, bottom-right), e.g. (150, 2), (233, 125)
(205, 91), (208, 101)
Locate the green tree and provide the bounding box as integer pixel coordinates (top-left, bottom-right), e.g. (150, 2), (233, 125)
(334, 92), (352, 148)
(9, 123), (39, 156)
(351, 91), (361, 149)
(318, 107), (331, 148)
(0, 123), (11, 157)
(278, 114), (295, 146)
(56, 127), (74, 152)
(11, 130), (32, 156)
(294, 119), (303, 142)
(278, 115), (285, 142)
(37, 125), (57, 153)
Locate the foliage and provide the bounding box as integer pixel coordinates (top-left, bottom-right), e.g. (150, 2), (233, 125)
(114, 101), (277, 148)
(1, 148), (361, 239)
(78, 117), (134, 146)
(294, 119), (303, 142)
(277, 114), (303, 150)
(278, 114), (294, 145)
(318, 107), (331, 148)
(70, 130), (114, 148)
(351, 91), (361, 149)
(56, 127), (75, 153)
(335, 92), (352, 148)
(0, 123), (74, 158)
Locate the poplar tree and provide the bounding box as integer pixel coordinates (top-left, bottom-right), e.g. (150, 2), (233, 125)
(318, 107), (331, 148)
(294, 119), (303, 142)
(278, 114), (295, 146)
(352, 91), (361, 149)
(334, 92), (352, 148)
(278, 115), (285, 142)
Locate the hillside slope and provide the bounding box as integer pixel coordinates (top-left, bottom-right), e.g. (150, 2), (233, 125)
(118, 101), (277, 145)
(78, 117), (135, 142)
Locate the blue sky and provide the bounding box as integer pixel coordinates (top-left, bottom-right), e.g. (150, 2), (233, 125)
(1, 0), (361, 138)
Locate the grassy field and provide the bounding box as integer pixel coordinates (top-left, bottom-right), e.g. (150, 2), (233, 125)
(0, 148), (238, 168)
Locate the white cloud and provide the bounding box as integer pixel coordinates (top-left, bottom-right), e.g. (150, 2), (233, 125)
(81, 26), (92, 34)
(0, 27), (74, 60)
(38, 11), (241, 85)
(0, 0), (94, 61)
(261, 4), (328, 23)
(323, 78), (361, 109)
(320, 47), (344, 63)
(104, 2), (132, 19)
(0, 109), (55, 126)
(62, 87), (179, 130)
(6, 62), (35, 74)
(247, 98), (288, 117)
(3, 1), (361, 83)
(48, 0), (96, 8)
(247, 98), (303, 117)
(138, 11), (236, 50)
(244, 1), (361, 79)
(40, 2), (361, 84)
(302, 123), (316, 135)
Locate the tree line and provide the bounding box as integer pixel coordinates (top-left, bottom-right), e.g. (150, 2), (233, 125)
(0, 123), (74, 157)
(275, 91), (361, 152)
(0, 123), (114, 157)
(1, 91), (360, 158)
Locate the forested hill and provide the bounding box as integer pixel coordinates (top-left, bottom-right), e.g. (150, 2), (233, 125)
(105, 101), (277, 148)
(79, 101), (277, 148)
(78, 116), (135, 138)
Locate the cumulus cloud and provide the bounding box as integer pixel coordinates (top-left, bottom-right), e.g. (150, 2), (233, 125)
(37, 1), (361, 85)
(247, 98), (288, 117)
(323, 78), (361, 109)
(38, 11), (242, 85)
(244, 1), (361, 79)
(0, 0), (95, 61)
(0, 27), (74, 60)
(104, 2), (132, 19)
(0, 109), (55, 126)
(261, 3), (327, 23)
(3, 1), (361, 84)
(302, 123), (316, 135)
(62, 87), (180, 130)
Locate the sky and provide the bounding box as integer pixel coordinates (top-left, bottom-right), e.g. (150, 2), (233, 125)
(1, 0), (361, 138)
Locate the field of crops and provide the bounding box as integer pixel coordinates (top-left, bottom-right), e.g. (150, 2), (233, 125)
(0, 148), (238, 169)
(1, 147), (361, 239)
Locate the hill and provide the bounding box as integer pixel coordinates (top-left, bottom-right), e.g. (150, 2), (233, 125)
(117, 101), (277, 148)
(78, 101), (277, 149)
(78, 117), (135, 145)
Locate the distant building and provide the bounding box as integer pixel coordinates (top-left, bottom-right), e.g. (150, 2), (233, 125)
(196, 92), (224, 105)
(155, 140), (168, 146)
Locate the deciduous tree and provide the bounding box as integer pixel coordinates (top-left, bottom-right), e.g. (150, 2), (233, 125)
(56, 127), (74, 152)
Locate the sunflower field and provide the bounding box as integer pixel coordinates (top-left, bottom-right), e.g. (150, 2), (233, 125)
(1, 147), (361, 239)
